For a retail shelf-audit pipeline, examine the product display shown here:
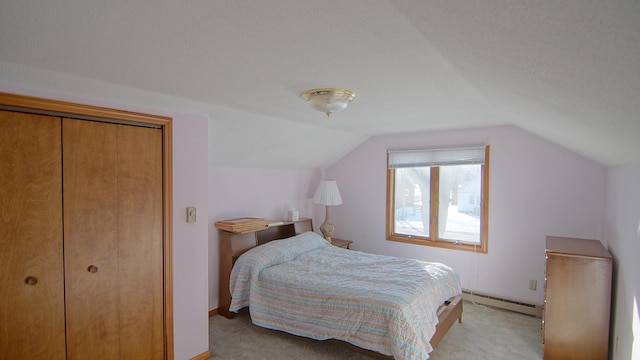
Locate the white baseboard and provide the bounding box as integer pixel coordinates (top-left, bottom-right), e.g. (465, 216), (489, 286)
(462, 290), (543, 318)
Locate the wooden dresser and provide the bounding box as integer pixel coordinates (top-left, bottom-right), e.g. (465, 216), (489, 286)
(543, 236), (612, 359)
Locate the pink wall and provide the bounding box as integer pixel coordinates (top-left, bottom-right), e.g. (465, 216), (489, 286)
(171, 114), (209, 359)
(325, 125), (607, 305)
(0, 85), (210, 360)
(208, 167), (325, 310)
(605, 162), (640, 360)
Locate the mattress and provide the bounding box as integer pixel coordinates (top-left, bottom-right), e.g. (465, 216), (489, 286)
(229, 231), (461, 360)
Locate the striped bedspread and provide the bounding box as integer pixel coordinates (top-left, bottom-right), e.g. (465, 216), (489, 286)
(229, 231), (461, 360)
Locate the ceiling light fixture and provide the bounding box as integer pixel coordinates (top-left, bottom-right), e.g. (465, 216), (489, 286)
(300, 88), (356, 117)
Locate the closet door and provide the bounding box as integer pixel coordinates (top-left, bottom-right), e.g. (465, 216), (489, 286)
(63, 119), (120, 359)
(63, 119), (164, 359)
(117, 124), (164, 358)
(0, 111), (66, 359)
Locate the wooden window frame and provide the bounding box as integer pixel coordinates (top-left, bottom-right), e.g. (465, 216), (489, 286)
(386, 146), (490, 254)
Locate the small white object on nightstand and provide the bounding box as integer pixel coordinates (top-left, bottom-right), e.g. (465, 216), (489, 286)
(287, 208), (299, 221)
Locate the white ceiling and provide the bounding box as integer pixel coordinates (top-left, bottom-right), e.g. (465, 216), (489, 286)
(1, 0), (638, 168)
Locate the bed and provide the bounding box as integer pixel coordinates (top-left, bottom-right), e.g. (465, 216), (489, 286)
(223, 230), (463, 360)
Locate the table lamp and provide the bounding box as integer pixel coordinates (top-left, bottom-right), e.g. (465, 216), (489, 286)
(313, 179), (343, 243)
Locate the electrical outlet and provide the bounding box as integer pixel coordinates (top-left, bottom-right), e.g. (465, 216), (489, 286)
(529, 279), (537, 291)
(186, 207), (196, 223)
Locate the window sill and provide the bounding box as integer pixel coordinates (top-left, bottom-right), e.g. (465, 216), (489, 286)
(386, 234), (487, 254)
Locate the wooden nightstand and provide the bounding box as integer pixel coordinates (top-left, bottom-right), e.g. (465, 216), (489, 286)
(331, 238), (352, 249)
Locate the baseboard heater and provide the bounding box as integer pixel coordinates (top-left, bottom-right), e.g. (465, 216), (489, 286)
(462, 290), (543, 318)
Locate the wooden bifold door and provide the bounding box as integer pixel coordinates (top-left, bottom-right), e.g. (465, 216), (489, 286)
(1, 109), (165, 359)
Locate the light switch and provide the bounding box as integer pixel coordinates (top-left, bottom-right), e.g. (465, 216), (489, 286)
(186, 207), (197, 223)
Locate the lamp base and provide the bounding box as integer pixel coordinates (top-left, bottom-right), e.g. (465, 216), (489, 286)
(319, 221), (334, 244)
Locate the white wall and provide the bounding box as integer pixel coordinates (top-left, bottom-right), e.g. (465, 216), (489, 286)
(605, 161), (640, 360)
(207, 167), (325, 310)
(0, 78), (210, 359)
(325, 125), (607, 305)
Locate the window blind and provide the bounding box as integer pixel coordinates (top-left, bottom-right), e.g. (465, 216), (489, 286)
(387, 146), (486, 168)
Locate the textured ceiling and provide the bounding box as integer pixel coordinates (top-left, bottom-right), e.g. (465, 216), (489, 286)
(0, 0), (638, 167)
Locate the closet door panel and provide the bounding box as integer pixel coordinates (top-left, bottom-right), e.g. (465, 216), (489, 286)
(63, 119), (120, 359)
(0, 111), (66, 359)
(117, 125), (165, 358)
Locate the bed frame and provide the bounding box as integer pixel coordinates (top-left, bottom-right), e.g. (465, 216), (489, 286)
(217, 218), (463, 356)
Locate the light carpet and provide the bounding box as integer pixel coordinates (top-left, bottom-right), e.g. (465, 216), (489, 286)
(208, 301), (543, 360)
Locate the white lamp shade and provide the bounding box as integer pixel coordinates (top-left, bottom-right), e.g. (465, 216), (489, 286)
(313, 180), (343, 206)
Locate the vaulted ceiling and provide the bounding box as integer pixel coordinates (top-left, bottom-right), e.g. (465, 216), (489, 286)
(1, 1), (638, 168)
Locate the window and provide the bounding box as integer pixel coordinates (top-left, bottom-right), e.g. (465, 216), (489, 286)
(386, 146), (489, 253)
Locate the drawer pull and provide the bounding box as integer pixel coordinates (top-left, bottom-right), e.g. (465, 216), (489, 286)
(24, 276), (38, 285)
(87, 265), (99, 273)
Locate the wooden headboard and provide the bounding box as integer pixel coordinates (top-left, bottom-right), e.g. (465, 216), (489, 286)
(217, 218), (313, 318)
